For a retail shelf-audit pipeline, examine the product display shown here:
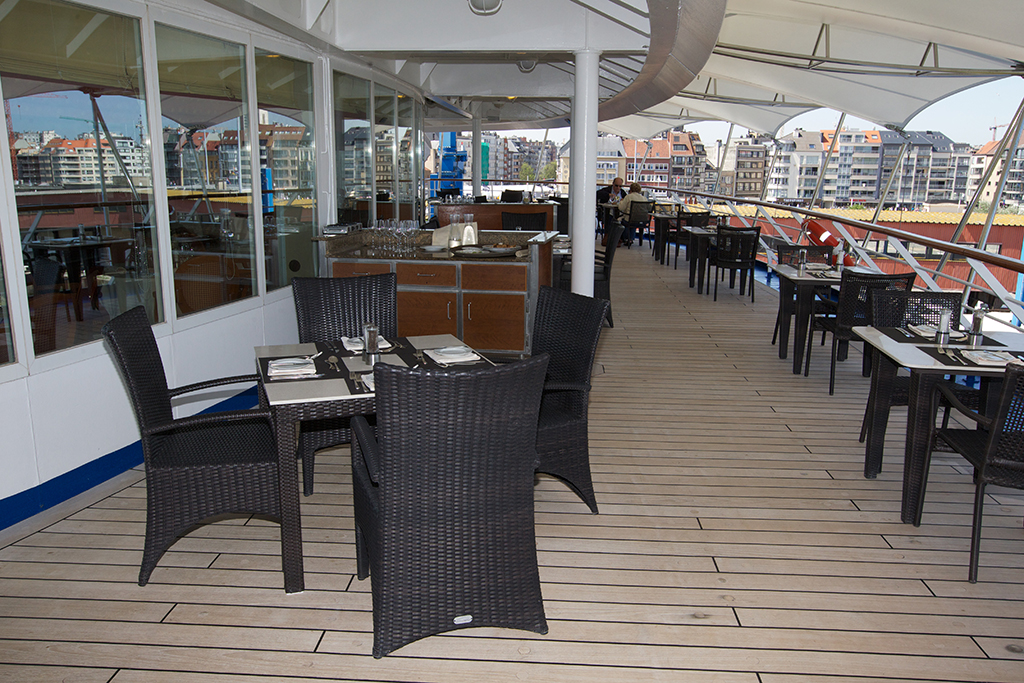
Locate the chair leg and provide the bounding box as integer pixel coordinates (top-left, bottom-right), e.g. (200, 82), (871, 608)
(829, 335), (839, 395)
(713, 265), (719, 301)
(969, 482), (987, 583)
(804, 322), (815, 377)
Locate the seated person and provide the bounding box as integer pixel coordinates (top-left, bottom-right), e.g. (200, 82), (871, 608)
(596, 177), (625, 234)
(616, 182), (646, 246)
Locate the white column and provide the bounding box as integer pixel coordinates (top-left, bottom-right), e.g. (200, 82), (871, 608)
(472, 114), (483, 198)
(570, 48), (599, 296)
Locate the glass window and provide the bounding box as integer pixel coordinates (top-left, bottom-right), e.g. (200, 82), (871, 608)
(334, 72), (371, 227)
(0, 236), (10, 364)
(155, 24), (254, 316)
(2, 0), (161, 355)
(255, 50), (317, 287)
(396, 94), (416, 222)
(374, 84), (396, 222)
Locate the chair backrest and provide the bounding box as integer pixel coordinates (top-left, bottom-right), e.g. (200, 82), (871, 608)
(715, 226), (761, 267)
(834, 270), (916, 332)
(101, 306), (173, 435)
(683, 210), (711, 228)
(870, 290), (963, 329)
(626, 200), (653, 226)
(776, 244), (832, 266)
(500, 189), (524, 203)
(372, 354), (549, 510)
(31, 257), (63, 355)
(601, 223), (626, 273)
(978, 362), (1024, 489)
(532, 286), (609, 415)
(501, 211), (547, 231)
(292, 273), (398, 342)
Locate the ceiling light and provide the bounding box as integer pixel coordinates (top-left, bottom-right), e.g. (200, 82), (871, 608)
(468, 0), (502, 16)
(517, 60), (536, 73)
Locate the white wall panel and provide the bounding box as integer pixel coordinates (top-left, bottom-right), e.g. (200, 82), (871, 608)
(0, 378), (38, 499)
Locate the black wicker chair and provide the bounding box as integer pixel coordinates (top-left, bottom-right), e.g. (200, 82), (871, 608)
(501, 211), (547, 231)
(932, 362), (1024, 582)
(620, 200), (652, 247)
(351, 355), (550, 657)
(594, 223), (624, 327)
(291, 273), (397, 495)
(533, 286), (610, 513)
(668, 210), (710, 269)
(709, 226), (760, 302)
(805, 270), (917, 394)
(861, 291), (980, 472)
(101, 306), (289, 588)
(771, 244), (833, 346)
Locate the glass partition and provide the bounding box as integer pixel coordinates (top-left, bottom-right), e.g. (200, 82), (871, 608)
(0, 238), (11, 365)
(374, 85), (396, 222)
(333, 72), (372, 227)
(255, 49), (317, 287)
(155, 24), (254, 316)
(1, 0), (161, 355)
(396, 94), (415, 221)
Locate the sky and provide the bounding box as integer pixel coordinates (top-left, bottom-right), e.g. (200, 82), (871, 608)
(501, 76), (1024, 149)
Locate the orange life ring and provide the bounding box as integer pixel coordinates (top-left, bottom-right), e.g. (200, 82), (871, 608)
(804, 219), (856, 266)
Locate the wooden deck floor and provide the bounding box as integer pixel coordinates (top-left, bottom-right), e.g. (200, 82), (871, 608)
(2, 244), (1023, 682)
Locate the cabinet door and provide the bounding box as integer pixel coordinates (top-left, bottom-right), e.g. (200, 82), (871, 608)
(397, 291), (458, 337)
(463, 293), (525, 351)
(332, 261), (391, 278)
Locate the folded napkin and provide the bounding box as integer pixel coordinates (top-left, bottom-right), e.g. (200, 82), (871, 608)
(908, 324), (966, 340)
(362, 373), (375, 392)
(425, 346), (480, 364)
(342, 336), (392, 352)
(961, 349), (1018, 366)
(267, 357), (317, 377)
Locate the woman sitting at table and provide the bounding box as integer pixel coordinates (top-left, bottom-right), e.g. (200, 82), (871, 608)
(616, 182), (646, 247)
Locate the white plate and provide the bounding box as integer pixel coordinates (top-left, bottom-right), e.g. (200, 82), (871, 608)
(421, 245), (445, 252)
(437, 345), (472, 357)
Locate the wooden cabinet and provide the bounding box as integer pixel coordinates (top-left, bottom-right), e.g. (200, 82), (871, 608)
(332, 261), (391, 278)
(462, 293), (525, 351)
(396, 262), (457, 287)
(397, 291), (458, 337)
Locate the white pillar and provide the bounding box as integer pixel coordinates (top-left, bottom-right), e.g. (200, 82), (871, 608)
(472, 114), (483, 198)
(570, 48), (599, 297)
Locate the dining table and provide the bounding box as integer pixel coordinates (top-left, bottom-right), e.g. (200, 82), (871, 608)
(255, 333), (493, 592)
(854, 324), (1024, 526)
(773, 263), (844, 374)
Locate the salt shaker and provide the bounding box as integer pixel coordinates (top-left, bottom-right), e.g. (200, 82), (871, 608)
(936, 310), (951, 346)
(797, 248), (807, 276)
(969, 302), (988, 346)
(362, 322), (379, 356)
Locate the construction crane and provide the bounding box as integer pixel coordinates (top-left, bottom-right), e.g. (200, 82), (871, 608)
(990, 122), (1009, 141)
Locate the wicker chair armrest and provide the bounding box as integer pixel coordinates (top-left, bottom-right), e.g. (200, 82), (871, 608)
(142, 407), (274, 437)
(544, 381), (590, 393)
(351, 415), (380, 483)
(936, 383), (992, 429)
(169, 374), (260, 398)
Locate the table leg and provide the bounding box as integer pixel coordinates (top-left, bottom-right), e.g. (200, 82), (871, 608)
(696, 236), (707, 294)
(792, 283), (813, 374)
(864, 351), (897, 478)
(688, 237), (698, 288)
(777, 278), (795, 359)
(903, 372), (940, 525)
(274, 405), (305, 592)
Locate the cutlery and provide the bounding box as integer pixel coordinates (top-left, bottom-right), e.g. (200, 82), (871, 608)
(941, 347), (963, 364)
(897, 327), (914, 337)
(349, 371), (368, 390)
(327, 355), (340, 371)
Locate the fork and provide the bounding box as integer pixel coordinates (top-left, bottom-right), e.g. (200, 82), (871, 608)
(349, 371), (368, 390)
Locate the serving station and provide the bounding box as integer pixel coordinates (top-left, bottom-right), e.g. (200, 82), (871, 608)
(323, 230), (559, 355)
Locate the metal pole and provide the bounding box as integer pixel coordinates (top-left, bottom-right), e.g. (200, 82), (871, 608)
(711, 123), (733, 196)
(810, 112), (845, 209)
(760, 140), (780, 202)
(472, 111), (483, 197)
(871, 138), (909, 224)
(936, 92), (1024, 274)
(977, 107), (1024, 249)
(570, 49), (600, 296)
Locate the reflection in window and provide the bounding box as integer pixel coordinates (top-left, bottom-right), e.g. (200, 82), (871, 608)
(334, 72), (372, 227)
(255, 50), (317, 288)
(1, 0), (161, 355)
(396, 94), (417, 222)
(156, 24), (255, 316)
(375, 85), (396, 223)
(0, 238), (10, 364)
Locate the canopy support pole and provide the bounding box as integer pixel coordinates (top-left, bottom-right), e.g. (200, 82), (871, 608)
(570, 48), (599, 297)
